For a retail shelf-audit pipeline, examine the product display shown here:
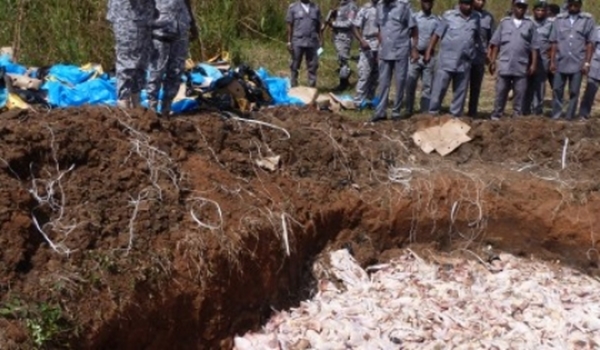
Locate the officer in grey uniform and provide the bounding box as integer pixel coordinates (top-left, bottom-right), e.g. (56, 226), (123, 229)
(286, 0), (322, 88)
(326, 0), (359, 91)
(549, 0), (595, 119)
(107, 0), (156, 108)
(425, 0), (481, 117)
(578, 25), (600, 119)
(488, 0), (539, 120)
(370, 0), (418, 122)
(523, 1), (552, 115)
(405, 0), (440, 116)
(467, 0), (495, 117)
(352, 0), (380, 108)
(147, 0), (197, 116)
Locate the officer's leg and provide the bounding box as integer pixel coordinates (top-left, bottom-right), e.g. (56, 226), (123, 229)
(147, 38), (167, 111)
(372, 60), (392, 121)
(334, 36), (352, 91)
(405, 58), (421, 115)
(450, 69), (471, 117)
(289, 45), (302, 87)
(353, 50), (371, 106)
(306, 47), (319, 88)
(114, 21), (145, 107)
(523, 75), (535, 115)
(367, 51), (379, 100)
(391, 58), (409, 118)
(566, 72), (583, 120)
(491, 75), (510, 119)
(161, 35), (189, 116)
(467, 63), (485, 116)
(579, 77), (600, 119)
(512, 75), (528, 117)
(552, 72), (567, 119)
(531, 69), (547, 115)
(132, 23), (152, 108)
(429, 69), (452, 115)
(420, 57), (435, 114)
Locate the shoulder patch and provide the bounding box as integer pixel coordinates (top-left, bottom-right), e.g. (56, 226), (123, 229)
(581, 12), (593, 19)
(557, 12), (568, 19)
(500, 16), (511, 22)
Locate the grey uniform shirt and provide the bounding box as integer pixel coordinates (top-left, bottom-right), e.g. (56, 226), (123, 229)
(589, 26), (600, 80)
(474, 10), (495, 65)
(413, 11), (440, 53)
(354, 2), (379, 50)
(533, 18), (553, 70)
(333, 0), (358, 31)
(376, 0), (416, 61)
(435, 9), (482, 73)
(107, 0), (156, 23)
(549, 12), (595, 74)
(490, 16), (539, 76)
(286, 1), (322, 48)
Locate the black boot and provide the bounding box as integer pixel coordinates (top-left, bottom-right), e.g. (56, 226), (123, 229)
(333, 78), (349, 92)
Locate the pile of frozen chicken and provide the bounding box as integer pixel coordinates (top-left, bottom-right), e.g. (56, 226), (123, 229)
(234, 249), (600, 349)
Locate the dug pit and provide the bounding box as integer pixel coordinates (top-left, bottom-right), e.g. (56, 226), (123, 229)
(1, 107), (599, 349)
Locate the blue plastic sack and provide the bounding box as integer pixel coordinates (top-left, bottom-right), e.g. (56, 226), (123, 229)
(47, 64), (95, 85)
(0, 55), (27, 75)
(43, 77), (116, 107)
(256, 67), (304, 106)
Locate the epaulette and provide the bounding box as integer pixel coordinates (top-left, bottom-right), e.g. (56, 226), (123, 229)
(500, 16), (511, 22)
(556, 12), (568, 19)
(581, 12), (593, 19)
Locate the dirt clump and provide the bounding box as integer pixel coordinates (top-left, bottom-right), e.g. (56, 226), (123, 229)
(1, 107), (600, 349)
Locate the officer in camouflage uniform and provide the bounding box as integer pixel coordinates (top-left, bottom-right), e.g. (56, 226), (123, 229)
(286, 0), (322, 88)
(107, 0), (156, 108)
(425, 0), (481, 117)
(147, 0), (198, 116)
(549, 0), (595, 120)
(467, 0), (494, 117)
(578, 25), (600, 119)
(488, 0), (539, 120)
(370, 0), (418, 122)
(523, 1), (552, 115)
(326, 0), (359, 91)
(405, 0), (440, 116)
(352, 0), (379, 108)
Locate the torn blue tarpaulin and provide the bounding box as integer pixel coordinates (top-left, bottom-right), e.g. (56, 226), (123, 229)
(43, 77), (117, 107)
(47, 64), (97, 85)
(0, 54), (27, 75)
(255, 68), (304, 106)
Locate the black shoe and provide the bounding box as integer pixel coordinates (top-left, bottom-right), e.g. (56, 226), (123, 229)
(333, 78), (349, 92)
(369, 115), (386, 123)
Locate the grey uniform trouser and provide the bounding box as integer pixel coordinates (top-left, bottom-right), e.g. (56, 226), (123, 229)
(334, 33), (352, 79)
(353, 49), (378, 105)
(579, 76), (600, 118)
(405, 54), (435, 114)
(429, 69), (471, 117)
(374, 58), (409, 119)
(112, 21), (152, 100)
(552, 71), (583, 119)
(147, 34), (189, 106)
(491, 75), (528, 118)
(468, 63), (485, 116)
(290, 46), (319, 87)
(524, 67), (547, 115)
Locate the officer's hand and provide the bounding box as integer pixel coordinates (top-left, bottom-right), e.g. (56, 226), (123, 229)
(190, 26), (199, 41)
(582, 62), (590, 75)
(410, 48), (419, 63)
(360, 40), (370, 51)
(528, 64), (536, 76)
(488, 62), (496, 75)
(287, 42), (293, 53)
(549, 62), (557, 74)
(423, 51), (431, 64)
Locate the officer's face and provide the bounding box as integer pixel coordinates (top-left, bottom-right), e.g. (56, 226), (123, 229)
(458, 3), (472, 15)
(533, 7), (547, 20)
(421, 0), (433, 11)
(567, 2), (582, 14)
(513, 4), (527, 18)
(473, 0), (485, 10)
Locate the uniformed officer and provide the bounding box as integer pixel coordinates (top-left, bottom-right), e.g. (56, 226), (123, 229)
(578, 25), (600, 119)
(147, 0), (198, 117)
(467, 0), (495, 117)
(549, 0), (595, 120)
(523, 0), (552, 115)
(352, 0), (380, 108)
(286, 0), (322, 88)
(425, 0), (481, 117)
(405, 0), (440, 116)
(107, 0), (156, 109)
(325, 0), (359, 91)
(370, 0), (418, 122)
(488, 0), (539, 120)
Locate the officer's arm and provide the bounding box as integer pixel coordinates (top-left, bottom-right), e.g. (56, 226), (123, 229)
(424, 34), (439, 63)
(584, 21), (595, 69)
(549, 21), (558, 72)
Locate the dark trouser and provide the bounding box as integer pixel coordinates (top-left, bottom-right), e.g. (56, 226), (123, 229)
(579, 76), (600, 118)
(405, 54), (435, 114)
(468, 63), (485, 116)
(523, 67), (547, 115)
(552, 71), (583, 119)
(429, 69), (471, 117)
(491, 75), (528, 118)
(373, 58), (409, 120)
(290, 46), (319, 88)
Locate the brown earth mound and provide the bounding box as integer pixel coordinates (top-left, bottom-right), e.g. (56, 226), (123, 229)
(1, 107), (600, 349)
